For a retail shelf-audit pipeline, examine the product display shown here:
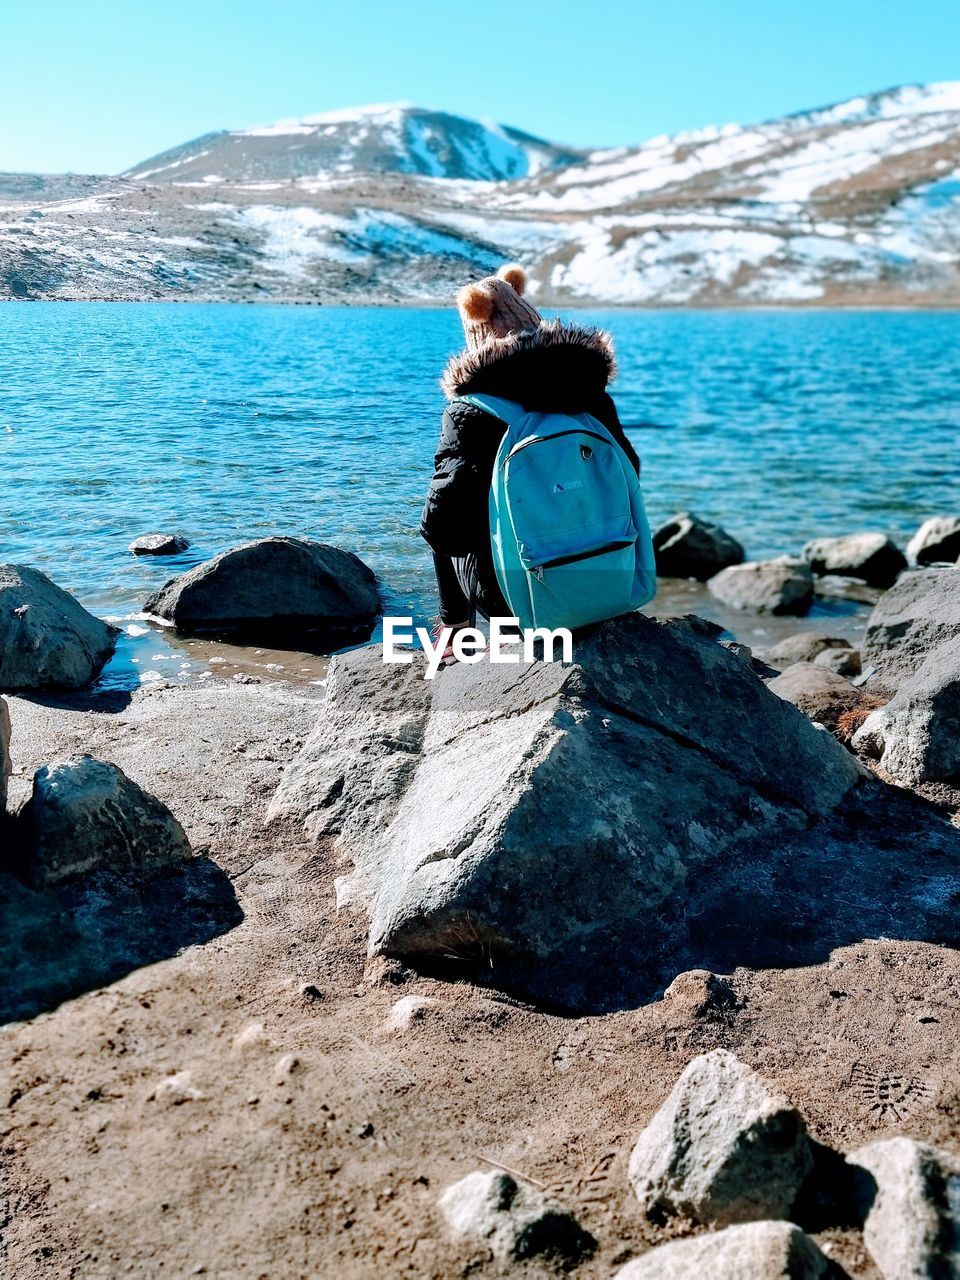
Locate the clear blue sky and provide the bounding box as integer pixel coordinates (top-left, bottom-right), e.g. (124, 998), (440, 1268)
(2, 0), (958, 174)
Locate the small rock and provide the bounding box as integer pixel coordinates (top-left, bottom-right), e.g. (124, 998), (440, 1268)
(363, 956), (410, 988)
(652, 512), (745, 581)
(150, 1071), (204, 1105)
(299, 983), (324, 1003)
(143, 536), (379, 648)
(0, 696), (10, 811)
(907, 516), (960, 567)
(847, 1136), (960, 1280)
(767, 663), (874, 737)
(708, 558), (814, 616)
(0, 564), (118, 691)
(813, 647), (862, 678)
(128, 533), (189, 556)
(614, 1220), (832, 1279)
(852, 635), (960, 783)
(438, 1170), (595, 1266)
(232, 672), (261, 685)
(272, 1053), (300, 1084)
(863, 567), (960, 685)
(662, 970), (736, 1020)
(16, 756), (192, 889)
(803, 533), (906, 588)
(385, 995), (439, 1033)
(627, 1049), (813, 1226)
(232, 1022), (270, 1052)
(764, 633), (853, 668)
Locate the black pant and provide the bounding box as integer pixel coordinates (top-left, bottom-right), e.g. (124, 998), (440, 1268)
(433, 551), (508, 625)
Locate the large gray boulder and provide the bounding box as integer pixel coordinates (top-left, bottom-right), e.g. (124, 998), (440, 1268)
(803, 532), (906, 588)
(862, 568), (960, 684)
(438, 1170), (595, 1265)
(0, 565), (118, 691)
(652, 512), (745, 581)
(853, 636), (960, 784)
(614, 1221), (832, 1279)
(0, 696), (10, 811)
(16, 755), (192, 888)
(144, 537), (379, 648)
(847, 1137), (960, 1280)
(708, 559), (814, 615)
(627, 1050), (812, 1226)
(907, 516), (960, 567)
(269, 614), (862, 1006)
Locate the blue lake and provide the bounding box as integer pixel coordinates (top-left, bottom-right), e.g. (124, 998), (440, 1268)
(2, 303), (958, 685)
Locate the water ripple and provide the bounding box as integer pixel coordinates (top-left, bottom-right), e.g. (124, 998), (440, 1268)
(1, 303), (958, 634)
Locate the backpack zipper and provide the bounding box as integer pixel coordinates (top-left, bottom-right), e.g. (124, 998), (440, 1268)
(504, 429), (613, 467)
(532, 538), (636, 574)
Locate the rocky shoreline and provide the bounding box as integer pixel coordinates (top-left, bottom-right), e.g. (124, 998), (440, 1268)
(2, 514), (960, 1277)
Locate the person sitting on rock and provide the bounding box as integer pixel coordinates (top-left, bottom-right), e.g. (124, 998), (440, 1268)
(421, 264), (640, 657)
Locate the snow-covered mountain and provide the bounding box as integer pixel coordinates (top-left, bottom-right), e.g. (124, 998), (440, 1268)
(126, 103), (583, 184)
(2, 86), (959, 305)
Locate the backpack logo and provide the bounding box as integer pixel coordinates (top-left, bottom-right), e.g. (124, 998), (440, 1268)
(553, 479), (584, 494)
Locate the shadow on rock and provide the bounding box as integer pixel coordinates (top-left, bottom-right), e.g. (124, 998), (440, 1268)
(0, 858), (242, 1023)
(269, 611), (960, 1015)
(463, 779), (960, 1013)
(792, 1137), (878, 1235)
(10, 684), (134, 715)
(679, 782), (960, 983)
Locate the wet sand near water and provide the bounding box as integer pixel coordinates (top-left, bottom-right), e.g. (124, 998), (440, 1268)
(103, 577), (870, 696)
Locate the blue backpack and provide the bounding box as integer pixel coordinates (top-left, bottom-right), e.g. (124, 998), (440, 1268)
(459, 394), (657, 632)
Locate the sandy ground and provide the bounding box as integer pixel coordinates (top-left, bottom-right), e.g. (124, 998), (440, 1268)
(2, 678), (959, 1279)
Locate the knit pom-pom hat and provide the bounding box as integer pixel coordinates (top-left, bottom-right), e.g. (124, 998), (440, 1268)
(456, 264), (542, 350)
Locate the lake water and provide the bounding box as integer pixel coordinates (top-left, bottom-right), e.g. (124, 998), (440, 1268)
(2, 304), (958, 687)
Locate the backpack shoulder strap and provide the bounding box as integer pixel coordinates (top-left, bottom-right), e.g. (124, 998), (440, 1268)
(455, 394), (530, 429)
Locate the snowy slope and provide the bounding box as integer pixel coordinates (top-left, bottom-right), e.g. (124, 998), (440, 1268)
(508, 81), (960, 210)
(126, 103), (583, 184)
(2, 86), (959, 305)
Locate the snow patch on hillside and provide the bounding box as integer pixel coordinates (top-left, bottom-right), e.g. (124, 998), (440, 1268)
(234, 204), (483, 280)
(803, 80), (960, 127)
(553, 225), (784, 303)
(237, 103), (415, 137)
(754, 119), (952, 201)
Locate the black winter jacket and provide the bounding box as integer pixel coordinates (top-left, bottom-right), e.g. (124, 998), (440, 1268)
(421, 320), (639, 561)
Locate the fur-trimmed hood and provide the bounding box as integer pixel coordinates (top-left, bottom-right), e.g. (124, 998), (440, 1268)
(440, 318), (617, 404)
